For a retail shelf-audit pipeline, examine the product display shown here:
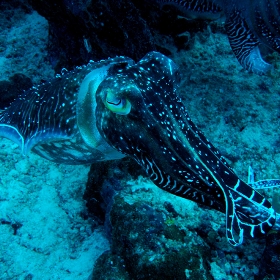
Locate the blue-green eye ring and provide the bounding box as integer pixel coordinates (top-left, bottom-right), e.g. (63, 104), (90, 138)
(105, 89), (131, 115)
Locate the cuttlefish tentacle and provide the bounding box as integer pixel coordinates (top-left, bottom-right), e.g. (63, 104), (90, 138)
(0, 52), (278, 245)
(96, 51), (277, 246)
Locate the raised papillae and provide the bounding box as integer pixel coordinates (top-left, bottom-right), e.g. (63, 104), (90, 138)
(0, 52), (279, 246)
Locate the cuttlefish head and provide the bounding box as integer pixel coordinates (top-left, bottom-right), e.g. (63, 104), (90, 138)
(95, 51), (226, 210)
(96, 52), (183, 173)
(96, 52), (277, 247)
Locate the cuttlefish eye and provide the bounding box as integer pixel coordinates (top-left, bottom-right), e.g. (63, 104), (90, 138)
(105, 89), (131, 115)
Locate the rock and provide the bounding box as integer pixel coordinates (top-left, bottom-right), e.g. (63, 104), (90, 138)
(92, 196), (213, 279)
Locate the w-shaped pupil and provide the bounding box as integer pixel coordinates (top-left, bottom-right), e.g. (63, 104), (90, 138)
(107, 99), (121, 106)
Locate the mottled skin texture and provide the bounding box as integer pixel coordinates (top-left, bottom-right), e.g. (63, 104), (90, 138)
(156, 0), (280, 74)
(0, 52), (278, 246)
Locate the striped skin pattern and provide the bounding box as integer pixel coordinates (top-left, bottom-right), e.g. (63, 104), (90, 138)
(0, 52), (278, 245)
(156, 0), (280, 74)
(96, 52), (277, 246)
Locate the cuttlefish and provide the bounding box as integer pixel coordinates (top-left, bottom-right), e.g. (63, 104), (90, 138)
(0, 52), (279, 246)
(156, 0), (280, 75)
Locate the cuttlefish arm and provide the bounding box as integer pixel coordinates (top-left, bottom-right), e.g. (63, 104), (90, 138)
(96, 51), (277, 246)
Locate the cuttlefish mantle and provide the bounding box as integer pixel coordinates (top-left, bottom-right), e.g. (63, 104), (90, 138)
(0, 57), (134, 164)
